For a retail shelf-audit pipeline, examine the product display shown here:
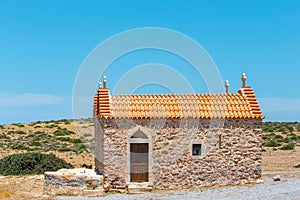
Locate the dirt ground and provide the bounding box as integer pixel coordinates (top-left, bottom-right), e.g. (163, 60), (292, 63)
(0, 175), (51, 200)
(262, 146), (300, 172)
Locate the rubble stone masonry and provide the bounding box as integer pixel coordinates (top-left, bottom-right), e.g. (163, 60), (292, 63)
(95, 118), (262, 189)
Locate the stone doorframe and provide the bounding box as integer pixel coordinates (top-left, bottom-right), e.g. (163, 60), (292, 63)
(126, 126), (153, 184)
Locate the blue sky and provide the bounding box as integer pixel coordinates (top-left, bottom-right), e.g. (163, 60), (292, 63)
(0, 0), (299, 124)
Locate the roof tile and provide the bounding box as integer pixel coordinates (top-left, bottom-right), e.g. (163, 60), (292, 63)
(94, 87), (264, 119)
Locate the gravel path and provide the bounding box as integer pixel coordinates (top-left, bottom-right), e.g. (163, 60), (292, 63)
(57, 175), (300, 200)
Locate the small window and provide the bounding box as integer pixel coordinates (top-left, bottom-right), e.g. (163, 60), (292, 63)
(192, 144), (202, 156)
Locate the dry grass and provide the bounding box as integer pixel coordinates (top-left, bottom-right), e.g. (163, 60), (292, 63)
(0, 188), (14, 199)
(0, 175), (53, 200)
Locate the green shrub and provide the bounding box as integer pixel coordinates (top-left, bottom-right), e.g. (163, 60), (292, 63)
(264, 141), (279, 147)
(0, 134), (10, 139)
(11, 124), (25, 127)
(45, 124), (60, 129)
(262, 125), (274, 132)
(279, 144), (294, 150)
(294, 164), (300, 168)
(56, 137), (73, 142)
(283, 138), (291, 143)
(286, 126), (294, 132)
(262, 135), (268, 140)
(15, 144), (27, 150)
(34, 131), (49, 139)
(277, 128), (286, 133)
(289, 135), (300, 141)
(72, 138), (82, 143)
(262, 133), (276, 140)
(49, 144), (59, 151)
(7, 130), (26, 135)
(64, 121), (71, 125)
(61, 143), (68, 148)
(9, 143), (27, 150)
(29, 141), (42, 147)
(53, 128), (75, 136)
(58, 147), (72, 152)
(0, 152), (73, 176)
(73, 143), (87, 154)
(83, 133), (92, 137)
(16, 130), (26, 135)
(274, 134), (283, 139)
(34, 125), (42, 128)
(0, 125), (4, 129)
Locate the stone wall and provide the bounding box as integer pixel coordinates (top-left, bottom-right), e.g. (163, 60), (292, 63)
(44, 168), (104, 197)
(94, 118), (262, 189)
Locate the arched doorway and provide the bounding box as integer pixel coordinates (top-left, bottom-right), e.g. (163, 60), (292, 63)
(127, 126), (152, 183)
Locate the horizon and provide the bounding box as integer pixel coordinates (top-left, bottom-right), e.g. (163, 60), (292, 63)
(0, 0), (299, 124)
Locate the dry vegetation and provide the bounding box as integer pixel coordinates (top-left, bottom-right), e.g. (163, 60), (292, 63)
(0, 119), (95, 167)
(0, 120), (299, 199)
(262, 122), (300, 171)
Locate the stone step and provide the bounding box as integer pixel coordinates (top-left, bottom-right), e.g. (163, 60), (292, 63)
(127, 187), (152, 194)
(127, 182), (153, 194)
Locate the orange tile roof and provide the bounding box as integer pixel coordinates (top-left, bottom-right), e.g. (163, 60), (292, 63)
(94, 87), (264, 119)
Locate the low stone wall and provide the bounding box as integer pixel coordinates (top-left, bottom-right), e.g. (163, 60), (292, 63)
(44, 168), (104, 197)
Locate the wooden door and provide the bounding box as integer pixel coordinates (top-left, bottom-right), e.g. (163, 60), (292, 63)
(130, 143), (149, 182)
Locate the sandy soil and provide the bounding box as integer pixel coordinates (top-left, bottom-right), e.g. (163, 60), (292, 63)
(262, 146), (300, 172)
